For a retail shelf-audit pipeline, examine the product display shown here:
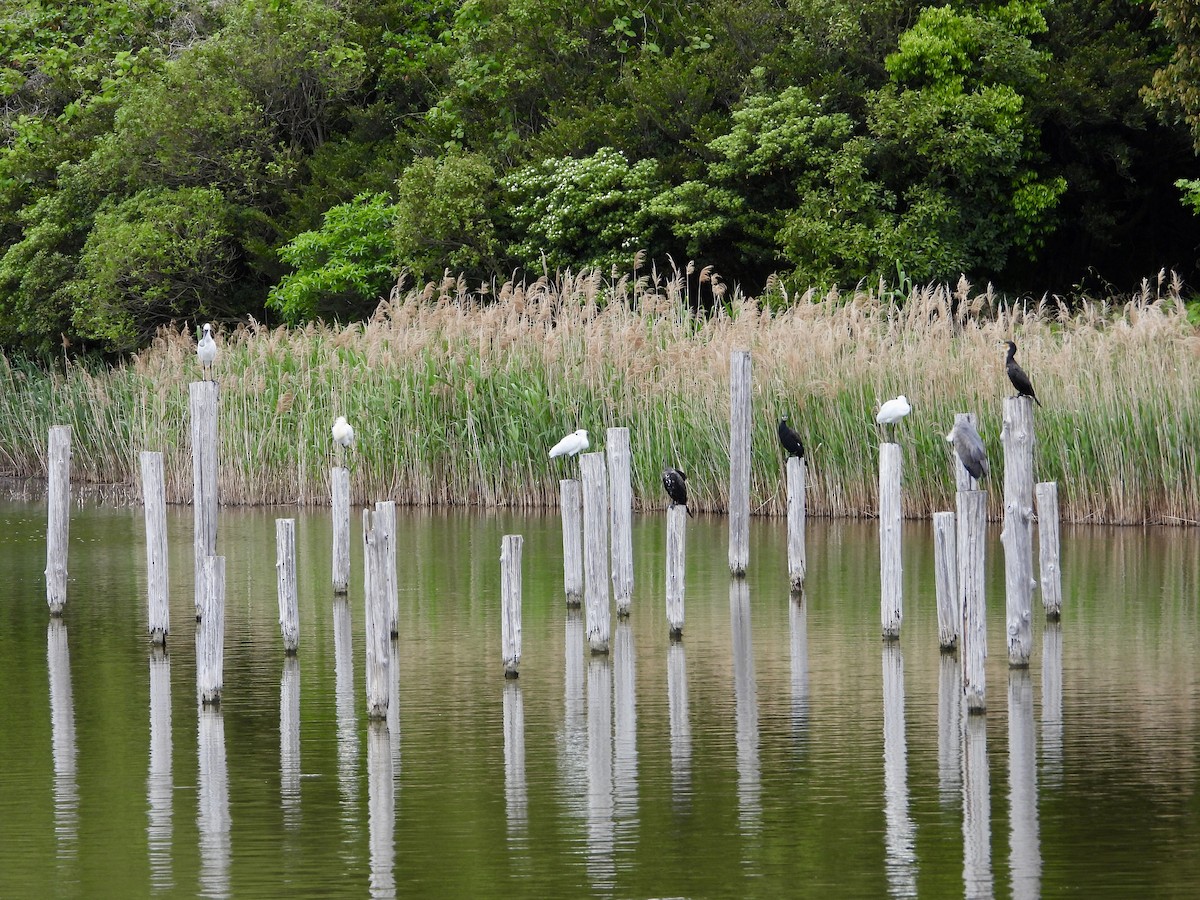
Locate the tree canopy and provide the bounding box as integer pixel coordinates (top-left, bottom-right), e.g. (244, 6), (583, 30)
(1, 0), (1197, 351)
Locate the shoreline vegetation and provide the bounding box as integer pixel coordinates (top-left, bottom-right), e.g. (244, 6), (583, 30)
(0, 268), (1196, 526)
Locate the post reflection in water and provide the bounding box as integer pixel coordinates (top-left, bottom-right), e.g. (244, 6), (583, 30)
(1041, 621), (1064, 785)
(613, 619), (638, 839)
(882, 642), (917, 898)
(197, 705), (231, 899)
(147, 648), (173, 893)
(280, 656), (301, 830)
(729, 578), (760, 836)
(47, 620), (78, 870)
(586, 656), (615, 891)
(667, 640), (691, 803)
(789, 591), (809, 747)
(937, 651), (963, 805)
(503, 680), (528, 842)
(387, 639), (402, 793)
(1008, 669), (1041, 900)
(333, 598), (360, 839)
(367, 721), (395, 899)
(962, 714), (993, 899)
(558, 609), (587, 831)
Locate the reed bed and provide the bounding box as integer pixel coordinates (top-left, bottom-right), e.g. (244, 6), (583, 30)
(0, 268), (1196, 525)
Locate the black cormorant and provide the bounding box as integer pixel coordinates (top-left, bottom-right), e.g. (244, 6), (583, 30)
(661, 467), (693, 517)
(777, 415), (805, 459)
(1002, 341), (1042, 407)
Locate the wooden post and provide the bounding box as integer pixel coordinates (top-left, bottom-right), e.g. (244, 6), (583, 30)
(728, 349), (752, 575)
(1001, 396), (1036, 666)
(787, 456), (807, 590)
(331, 466), (350, 594)
(45, 425), (71, 615)
(958, 490), (988, 713)
(140, 451), (170, 644)
(665, 504), (687, 639)
(363, 510), (390, 719)
(1035, 482), (1062, 619)
(879, 442), (903, 639)
(275, 518), (299, 653)
(501, 534), (523, 677)
(933, 511), (958, 650)
(580, 452), (611, 654)
(375, 500), (398, 638)
(953, 412), (982, 492)
(197, 555), (225, 705)
(560, 479), (583, 606)
(190, 382), (219, 619)
(606, 428), (634, 616)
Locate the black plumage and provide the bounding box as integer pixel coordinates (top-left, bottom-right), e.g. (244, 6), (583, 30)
(1003, 340), (1042, 407)
(661, 467), (693, 517)
(777, 415), (805, 458)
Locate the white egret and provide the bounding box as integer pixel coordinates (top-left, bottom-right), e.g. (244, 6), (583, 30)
(946, 419), (988, 480)
(197, 323), (217, 382)
(332, 416), (355, 466)
(875, 395), (911, 443)
(549, 429), (589, 459)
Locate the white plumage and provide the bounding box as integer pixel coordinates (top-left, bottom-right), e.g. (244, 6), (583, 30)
(875, 395), (911, 425)
(549, 429), (589, 459)
(197, 323), (217, 381)
(332, 416), (355, 448)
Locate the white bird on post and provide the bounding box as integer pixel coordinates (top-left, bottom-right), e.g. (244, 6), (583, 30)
(875, 395), (911, 444)
(549, 429), (589, 462)
(197, 323), (217, 382)
(332, 416), (355, 467)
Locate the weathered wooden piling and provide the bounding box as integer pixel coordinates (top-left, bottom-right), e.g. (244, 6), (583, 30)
(728, 349), (752, 576)
(375, 500), (398, 637)
(958, 490), (988, 713)
(45, 425), (72, 615)
(953, 412), (982, 492)
(331, 466), (350, 594)
(1035, 481), (1062, 619)
(275, 518), (299, 653)
(606, 428), (634, 616)
(196, 555), (225, 705)
(933, 511), (958, 650)
(501, 534), (523, 677)
(580, 452), (611, 654)
(787, 456), (807, 590)
(363, 510), (390, 719)
(665, 504), (687, 639)
(190, 382), (219, 619)
(559, 479), (583, 606)
(879, 442), (903, 639)
(140, 451), (170, 644)
(1001, 397), (1036, 666)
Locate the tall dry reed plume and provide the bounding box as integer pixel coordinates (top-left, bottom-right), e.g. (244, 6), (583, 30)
(0, 267), (1196, 524)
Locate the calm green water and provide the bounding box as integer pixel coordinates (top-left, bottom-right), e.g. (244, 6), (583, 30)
(0, 499), (1198, 898)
